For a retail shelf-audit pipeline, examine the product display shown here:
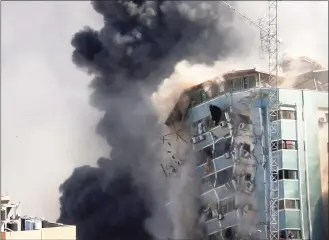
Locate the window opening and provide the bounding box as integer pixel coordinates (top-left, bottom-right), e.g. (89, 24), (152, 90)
(243, 76), (249, 89)
(278, 170), (298, 180)
(279, 229), (302, 239)
(245, 173), (252, 181)
(270, 110), (296, 121)
(272, 140), (298, 151)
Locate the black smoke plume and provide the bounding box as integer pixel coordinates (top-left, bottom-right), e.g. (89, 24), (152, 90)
(58, 1), (244, 240)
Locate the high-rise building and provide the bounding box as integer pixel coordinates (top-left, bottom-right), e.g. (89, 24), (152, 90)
(165, 68), (328, 240)
(1, 196), (76, 240)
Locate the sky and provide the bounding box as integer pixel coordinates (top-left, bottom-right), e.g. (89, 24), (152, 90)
(1, 1), (328, 221)
(1, 1), (109, 221)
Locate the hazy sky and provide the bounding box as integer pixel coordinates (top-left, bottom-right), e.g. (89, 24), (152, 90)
(1, 1), (328, 221)
(1, 1), (109, 221)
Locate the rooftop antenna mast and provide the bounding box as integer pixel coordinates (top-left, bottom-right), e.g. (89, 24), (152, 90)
(221, 1), (280, 239)
(259, 1), (280, 239)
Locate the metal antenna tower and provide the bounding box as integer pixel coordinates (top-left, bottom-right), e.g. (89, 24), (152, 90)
(260, 1), (279, 239)
(223, 1), (280, 238)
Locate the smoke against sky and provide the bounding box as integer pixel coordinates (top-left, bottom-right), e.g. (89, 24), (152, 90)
(153, 1), (328, 120)
(1, 1), (328, 239)
(57, 1), (250, 240)
(1, 1), (108, 221)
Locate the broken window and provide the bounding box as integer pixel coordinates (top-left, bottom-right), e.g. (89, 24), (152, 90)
(188, 89), (207, 106)
(200, 90), (208, 102)
(214, 138), (232, 158)
(281, 199), (300, 210)
(218, 197), (236, 215)
(224, 226), (235, 239)
(209, 105), (223, 126)
(203, 204), (213, 221)
(205, 83), (220, 99)
(190, 118), (207, 136)
(272, 140), (298, 151)
(201, 173), (216, 193)
(225, 79), (234, 92)
(232, 77), (242, 91)
(278, 170), (298, 180)
(242, 76), (249, 89)
(242, 143), (251, 155)
(203, 146), (213, 159)
(278, 140), (298, 150)
(270, 110), (296, 121)
(279, 229), (302, 239)
(204, 158), (214, 176)
(249, 75), (257, 88)
(245, 173), (252, 181)
(215, 167), (233, 186)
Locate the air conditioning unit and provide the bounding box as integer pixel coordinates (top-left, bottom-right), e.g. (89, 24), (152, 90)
(191, 135), (206, 144)
(219, 121), (227, 128)
(197, 122), (206, 135)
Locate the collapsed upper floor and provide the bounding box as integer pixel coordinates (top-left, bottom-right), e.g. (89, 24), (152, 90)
(165, 68), (328, 126)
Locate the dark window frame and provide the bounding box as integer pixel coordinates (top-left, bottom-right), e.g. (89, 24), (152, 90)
(272, 140), (298, 151)
(278, 169), (299, 180)
(218, 196), (236, 215)
(200, 167), (233, 193)
(279, 229), (302, 239)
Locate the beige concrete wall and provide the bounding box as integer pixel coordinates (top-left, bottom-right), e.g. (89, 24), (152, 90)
(4, 229), (42, 240)
(41, 226), (76, 240)
(318, 108), (328, 240)
(2, 226), (76, 240)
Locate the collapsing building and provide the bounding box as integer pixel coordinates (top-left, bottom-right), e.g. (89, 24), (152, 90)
(165, 67), (328, 240)
(1, 196), (76, 240)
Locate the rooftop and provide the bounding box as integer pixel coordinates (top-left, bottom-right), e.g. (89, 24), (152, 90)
(164, 68), (328, 126)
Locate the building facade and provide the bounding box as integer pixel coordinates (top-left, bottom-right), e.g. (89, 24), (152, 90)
(166, 69), (328, 240)
(1, 196), (76, 240)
